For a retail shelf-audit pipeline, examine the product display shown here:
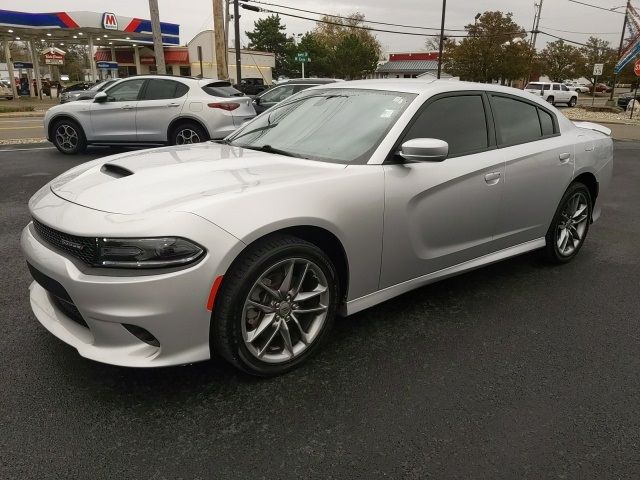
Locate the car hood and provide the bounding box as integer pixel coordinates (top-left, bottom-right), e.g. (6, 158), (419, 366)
(49, 142), (346, 215)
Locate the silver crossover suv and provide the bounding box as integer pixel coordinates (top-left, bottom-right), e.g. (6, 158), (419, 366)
(44, 75), (255, 154)
(23, 80), (613, 375)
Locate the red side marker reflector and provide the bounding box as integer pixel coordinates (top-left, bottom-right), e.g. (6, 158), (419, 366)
(206, 275), (224, 311)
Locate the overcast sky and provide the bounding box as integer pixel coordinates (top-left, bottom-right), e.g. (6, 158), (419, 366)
(15, 0), (628, 52)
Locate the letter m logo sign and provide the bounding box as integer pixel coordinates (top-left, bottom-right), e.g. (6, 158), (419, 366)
(102, 12), (118, 30)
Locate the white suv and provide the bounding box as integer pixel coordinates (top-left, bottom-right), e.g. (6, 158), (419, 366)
(524, 82), (578, 107)
(44, 75), (256, 154)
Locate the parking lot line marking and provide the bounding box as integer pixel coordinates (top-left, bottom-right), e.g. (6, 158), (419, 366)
(0, 126), (43, 130)
(0, 146), (53, 152)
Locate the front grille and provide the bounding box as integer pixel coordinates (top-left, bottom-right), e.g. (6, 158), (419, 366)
(27, 263), (89, 329)
(50, 294), (89, 329)
(33, 219), (98, 266)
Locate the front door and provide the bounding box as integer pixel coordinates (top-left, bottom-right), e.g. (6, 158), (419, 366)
(381, 93), (505, 288)
(90, 78), (145, 142)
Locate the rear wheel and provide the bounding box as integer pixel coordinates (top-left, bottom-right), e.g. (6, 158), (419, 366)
(170, 122), (208, 145)
(568, 96), (577, 107)
(547, 96), (555, 106)
(211, 234), (339, 376)
(52, 119), (87, 154)
(544, 182), (592, 263)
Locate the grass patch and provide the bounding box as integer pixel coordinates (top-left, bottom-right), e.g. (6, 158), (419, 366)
(0, 105), (36, 113)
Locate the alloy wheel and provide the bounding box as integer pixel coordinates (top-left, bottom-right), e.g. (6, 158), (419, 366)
(556, 192), (589, 256)
(175, 128), (201, 144)
(55, 124), (78, 152)
(241, 258), (330, 364)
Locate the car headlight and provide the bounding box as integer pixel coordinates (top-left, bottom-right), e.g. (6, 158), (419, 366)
(97, 237), (205, 268)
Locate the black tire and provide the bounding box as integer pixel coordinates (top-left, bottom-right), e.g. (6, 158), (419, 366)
(547, 96), (555, 106)
(51, 118), (87, 155)
(568, 96), (577, 107)
(169, 122), (208, 145)
(211, 234), (339, 376)
(543, 182), (592, 264)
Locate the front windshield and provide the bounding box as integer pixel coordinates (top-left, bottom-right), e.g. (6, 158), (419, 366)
(226, 88), (416, 164)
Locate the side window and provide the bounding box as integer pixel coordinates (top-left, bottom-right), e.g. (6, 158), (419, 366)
(143, 79), (187, 100)
(561, 85), (569, 91)
(491, 95), (542, 145)
(293, 84), (317, 94)
(543, 84), (551, 90)
(105, 79), (145, 102)
(553, 84), (560, 91)
(403, 95), (489, 157)
(260, 85), (296, 104)
(538, 108), (556, 136)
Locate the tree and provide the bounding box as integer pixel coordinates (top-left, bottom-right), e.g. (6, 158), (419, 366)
(444, 11), (532, 83)
(579, 36), (617, 85)
(312, 13), (381, 79)
(246, 15), (297, 79)
(538, 39), (583, 82)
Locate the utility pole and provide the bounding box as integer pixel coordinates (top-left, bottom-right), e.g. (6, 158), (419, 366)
(529, 3), (539, 48)
(225, 0), (231, 67)
(148, 0), (166, 74)
(609, 0), (631, 104)
(213, 0), (229, 80)
(437, 0), (447, 79)
(233, 0), (242, 85)
(531, 0), (544, 50)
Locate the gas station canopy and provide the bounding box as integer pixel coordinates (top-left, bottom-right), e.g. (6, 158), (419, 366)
(0, 9), (180, 47)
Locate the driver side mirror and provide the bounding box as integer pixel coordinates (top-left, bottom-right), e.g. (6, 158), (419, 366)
(399, 138), (449, 162)
(94, 91), (108, 103)
(253, 96), (261, 105)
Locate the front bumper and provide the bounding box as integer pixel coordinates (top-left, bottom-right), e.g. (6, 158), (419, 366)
(20, 204), (244, 367)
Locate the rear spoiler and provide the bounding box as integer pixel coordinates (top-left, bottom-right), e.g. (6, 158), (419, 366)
(573, 121), (611, 136)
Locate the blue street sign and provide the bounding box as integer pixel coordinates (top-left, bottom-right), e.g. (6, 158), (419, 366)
(13, 61), (33, 69)
(96, 61), (118, 69)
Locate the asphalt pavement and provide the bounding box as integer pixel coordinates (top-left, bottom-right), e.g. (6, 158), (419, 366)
(1, 143), (639, 479)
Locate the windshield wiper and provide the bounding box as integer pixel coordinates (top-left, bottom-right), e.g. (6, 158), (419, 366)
(244, 144), (306, 159)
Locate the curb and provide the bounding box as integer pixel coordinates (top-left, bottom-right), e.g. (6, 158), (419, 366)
(0, 111), (46, 118)
(567, 116), (639, 126)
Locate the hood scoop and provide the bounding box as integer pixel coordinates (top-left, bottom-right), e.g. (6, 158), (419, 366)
(101, 163), (134, 178)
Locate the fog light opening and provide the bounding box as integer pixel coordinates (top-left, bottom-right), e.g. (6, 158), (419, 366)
(123, 324), (160, 348)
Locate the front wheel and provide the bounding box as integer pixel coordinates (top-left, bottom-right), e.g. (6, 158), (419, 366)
(211, 234), (339, 376)
(52, 119), (87, 154)
(544, 182), (592, 263)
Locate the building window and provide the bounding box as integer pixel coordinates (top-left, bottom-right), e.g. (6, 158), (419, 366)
(179, 66), (191, 77)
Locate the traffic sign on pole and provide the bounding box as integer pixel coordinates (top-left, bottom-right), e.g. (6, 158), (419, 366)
(593, 63), (604, 76)
(634, 59), (640, 76)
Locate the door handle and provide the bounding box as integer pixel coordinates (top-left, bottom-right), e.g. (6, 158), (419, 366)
(484, 172), (501, 185)
(121, 105), (134, 110)
(559, 152), (571, 162)
(166, 103), (180, 108)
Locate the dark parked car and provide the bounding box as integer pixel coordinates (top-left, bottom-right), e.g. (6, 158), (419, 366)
(61, 79), (119, 103)
(252, 78), (341, 114)
(235, 77), (268, 96)
(591, 83), (612, 93)
(618, 92), (639, 109)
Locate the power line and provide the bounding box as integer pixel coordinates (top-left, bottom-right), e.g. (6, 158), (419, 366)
(540, 25), (620, 35)
(537, 31), (600, 47)
(240, 0), (469, 32)
(240, 3), (527, 40)
(567, 0), (626, 14)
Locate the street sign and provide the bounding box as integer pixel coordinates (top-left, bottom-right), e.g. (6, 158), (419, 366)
(635, 59), (640, 76)
(96, 61), (118, 69)
(13, 62), (33, 69)
(295, 52), (310, 63)
(593, 63), (604, 76)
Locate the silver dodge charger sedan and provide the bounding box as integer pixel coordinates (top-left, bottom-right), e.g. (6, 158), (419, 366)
(21, 79), (613, 376)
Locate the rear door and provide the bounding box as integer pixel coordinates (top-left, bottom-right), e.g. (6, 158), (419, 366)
(89, 78), (145, 142)
(381, 92), (505, 287)
(489, 94), (574, 248)
(135, 79), (189, 142)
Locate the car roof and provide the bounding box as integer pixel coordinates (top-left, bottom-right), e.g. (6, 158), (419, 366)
(277, 78), (340, 85)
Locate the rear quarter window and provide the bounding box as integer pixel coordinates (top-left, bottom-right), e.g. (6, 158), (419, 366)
(202, 83), (244, 97)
